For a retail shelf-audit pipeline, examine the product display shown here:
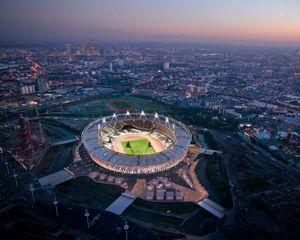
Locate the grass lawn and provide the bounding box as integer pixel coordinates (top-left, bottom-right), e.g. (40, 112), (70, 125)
(112, 101), (131, 108)
(132, 199), (199, 216)
(206, 155), (233, 208)
(55, 181), (116, 208)
(121, 138), (155, 155)
(55, 177), (124, 208)
(74, 177), (124, 198)
(124, 208), (184, 227)
(181, 208), (217, 235)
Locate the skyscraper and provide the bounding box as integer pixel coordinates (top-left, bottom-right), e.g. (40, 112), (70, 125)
(35, 75), (49, 92)
(64, 43), (72, 56)
(78, 40), (100, 56)
(163, 62), (170, 70)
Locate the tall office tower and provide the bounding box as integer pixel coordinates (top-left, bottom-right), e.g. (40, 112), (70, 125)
(84, 72), (92, 85)
(35, 75), (50, 93)
(87, 40), (100, 56)
(78, 41), (87, 55)
(163, 61), (170, 70)
(0, 51), (7, 59)
(64, 43), (72, 56)
(79, 40), (100, 56)
(109, 62), (113, 72)
(20, 85), (36, 95)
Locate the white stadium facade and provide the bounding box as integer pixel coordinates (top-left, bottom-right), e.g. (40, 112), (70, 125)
(81, 112), (192, 174)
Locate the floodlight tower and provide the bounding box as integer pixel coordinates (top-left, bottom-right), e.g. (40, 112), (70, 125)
(53, 198), (59, 216)
(124, 221), (129, 240)
(125, 110), (131, 120)
(112, 113), (118, 127)
(12, 169), (18, 187)
(165, 117), (170, 126)
(112, 113), (117, 121)
(139, 110), (146, 121)
(84, 209), (90, 228)
(29, 184), (35, 204)
(153, 112), (159, 121)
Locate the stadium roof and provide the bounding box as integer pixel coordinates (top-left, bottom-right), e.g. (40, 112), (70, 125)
(82, 112), (192, 173)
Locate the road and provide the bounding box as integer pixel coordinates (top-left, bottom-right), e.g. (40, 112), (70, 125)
(210, 130), (300, 206)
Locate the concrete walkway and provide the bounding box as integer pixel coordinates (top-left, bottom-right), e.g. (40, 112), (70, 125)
(51, 138), (78, 146)
(197, 198), (225, 219)
(106, 191), (137, 215)
(202, 148), (222, 155)
(38, 168), (75, 187)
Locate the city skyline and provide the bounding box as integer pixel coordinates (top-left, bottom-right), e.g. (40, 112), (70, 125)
(1, 1), (300, 239)
(1, 0), (300, 44)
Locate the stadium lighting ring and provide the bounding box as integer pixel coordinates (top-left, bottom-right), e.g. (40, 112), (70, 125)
(81, 112), (192, 174)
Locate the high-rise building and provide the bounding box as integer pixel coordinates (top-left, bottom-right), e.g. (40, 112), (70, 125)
(84, 72), (92, 85)
(64, 43), (72, 56)
(78, 40), (100, 56)
(20, 85), (36, 95)
(187, 84), (208, 95)
(0, 51), (7, 59)
(163, 62), (170, 70)
(109, 63), (113, 72)
(35, 76), (50, 93)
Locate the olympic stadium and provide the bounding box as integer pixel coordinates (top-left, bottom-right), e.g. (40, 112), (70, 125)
(81, 111), (192, 174)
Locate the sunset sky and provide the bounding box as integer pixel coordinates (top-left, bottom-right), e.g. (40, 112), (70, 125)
(1, 0), (300, 43)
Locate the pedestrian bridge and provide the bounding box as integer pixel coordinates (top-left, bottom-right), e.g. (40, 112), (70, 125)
(201, 148), (222, 155)
(38, 168), (75, 187)
(51, 138), (78, 147)
(106, 191), (137, 215)
(197, 198), (225, 219)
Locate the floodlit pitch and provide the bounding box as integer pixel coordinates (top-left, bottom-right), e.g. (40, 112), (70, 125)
(121, 138), (156, 155)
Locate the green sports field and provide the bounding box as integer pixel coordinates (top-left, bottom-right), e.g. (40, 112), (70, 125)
(112, 100), (131, 108)
(121, 138), (155, 155)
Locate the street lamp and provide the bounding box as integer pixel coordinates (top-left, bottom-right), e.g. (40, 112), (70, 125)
(0, 147), (5, 175)
(53, 198), (59, 216)
(84, 209), (90, 228)
(4, 161), (9, 175)
(0, 147), (3, 163)
(124, 221), (129, 240)
(12, 169), (18, 187)
(29, 184), (35, 204)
